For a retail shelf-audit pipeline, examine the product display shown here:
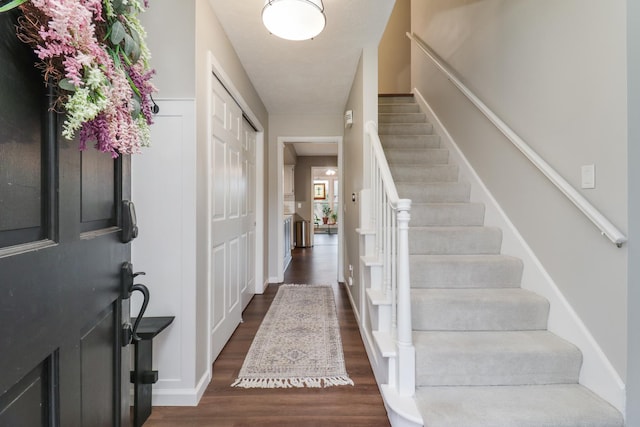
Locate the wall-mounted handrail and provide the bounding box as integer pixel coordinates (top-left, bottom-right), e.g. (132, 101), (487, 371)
(364, 121), (415, 396)
(407, 32), (627, 248)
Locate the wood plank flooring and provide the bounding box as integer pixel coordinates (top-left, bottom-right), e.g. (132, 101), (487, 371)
(144, 234), (391, 426)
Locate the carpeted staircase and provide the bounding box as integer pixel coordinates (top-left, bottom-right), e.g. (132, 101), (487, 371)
(378, 94), (624, 427)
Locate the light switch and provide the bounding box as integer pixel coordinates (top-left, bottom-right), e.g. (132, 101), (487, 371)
(297, 203), (302, 208)
(581, 164), (595, 189)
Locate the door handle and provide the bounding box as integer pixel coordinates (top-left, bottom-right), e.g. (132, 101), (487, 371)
(121, 262), (150, 346)
(129, 283), (149, 343)
(122, 283), (150, 346)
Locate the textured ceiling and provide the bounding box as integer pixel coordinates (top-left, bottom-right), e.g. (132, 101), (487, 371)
(208, 0), (395, 116)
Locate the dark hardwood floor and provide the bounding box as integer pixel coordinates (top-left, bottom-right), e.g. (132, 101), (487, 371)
(145, 233), (391, 426)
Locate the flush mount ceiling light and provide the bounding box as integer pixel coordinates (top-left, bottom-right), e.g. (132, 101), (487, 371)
(262, 0), (326, 41)
(325, 169), (336, 176)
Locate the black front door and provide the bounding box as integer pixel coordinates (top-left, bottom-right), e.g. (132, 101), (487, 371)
(0, 9), (131, 426)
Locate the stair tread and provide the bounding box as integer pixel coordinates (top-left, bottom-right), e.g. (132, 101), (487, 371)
(411, 287), (546, 302)
(415, 384), (623, 427)
(379, 113), (425, 117)
(411, 225), (499, 230)
(410, 253), (521, 262)
(414, 330), (582, 386)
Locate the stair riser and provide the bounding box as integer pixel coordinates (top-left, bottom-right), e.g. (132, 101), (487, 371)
(379, 113), (427, 124)
(414, 332), (582, 386)
(397, 183), (471, 203)
(410, 203), (485, 226)
(410, 256), (524, 288)
(391, 165), (459, 182)
(385, 149), (449, 165)
(380, 134), (441, 149)
(409, 228), (502, 255)
(378, 96), (415, 104)
(379, 123), (433, 135)
(379, 104), (421, 114)
(411, 290), (549, 331)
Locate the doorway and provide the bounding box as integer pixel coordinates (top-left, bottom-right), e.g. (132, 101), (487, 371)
(312, 166), (339, 238)
(277, 138), (344, 283)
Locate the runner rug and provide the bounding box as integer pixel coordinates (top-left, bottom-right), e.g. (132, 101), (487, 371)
(231, 284), (354, 388)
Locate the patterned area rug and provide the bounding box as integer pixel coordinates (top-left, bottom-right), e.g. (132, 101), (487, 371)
(232, 284), (354, 388)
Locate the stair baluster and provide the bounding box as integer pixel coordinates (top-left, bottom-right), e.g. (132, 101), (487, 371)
(364, 120), (415, 397)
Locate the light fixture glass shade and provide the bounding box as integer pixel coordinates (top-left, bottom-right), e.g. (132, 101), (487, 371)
(262, 0), (326, 41)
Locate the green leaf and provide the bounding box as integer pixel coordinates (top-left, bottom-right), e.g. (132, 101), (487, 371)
(0, 0), (28, 13)
(130, 27), (141, 45)
(130, 96), (141, 119)
(123, 32), (141, 63)
(129, 28), (142, 62)
(110, 20), (126, 45)
(123, 33), (134, 55)
(112, 0), (125, 14)
(58, 78), (77, 92)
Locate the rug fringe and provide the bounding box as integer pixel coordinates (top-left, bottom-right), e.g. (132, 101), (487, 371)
(231, 376), (354, 389)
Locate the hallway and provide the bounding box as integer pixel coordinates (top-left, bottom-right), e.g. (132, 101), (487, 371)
(145, 235), (390, 426)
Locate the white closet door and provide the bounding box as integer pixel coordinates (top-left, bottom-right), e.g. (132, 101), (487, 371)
(209, 76), (256, 362)
(241, 119), (257, 310)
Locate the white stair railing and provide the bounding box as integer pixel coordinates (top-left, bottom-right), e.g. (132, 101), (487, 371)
(365, 120), (415, 396)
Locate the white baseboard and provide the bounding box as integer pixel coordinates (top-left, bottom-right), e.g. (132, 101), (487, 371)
(413, 88), (626, 413)
(151, 370), (211, 407)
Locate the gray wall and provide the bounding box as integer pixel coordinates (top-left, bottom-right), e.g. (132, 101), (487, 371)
(342, 45), (379, 316)
(294, 156), (338, 222)
(379, 0), (411, 94)
(411, 0), (627, 378)
(627, 0), (640, 421)
(142, 1), (196, 98)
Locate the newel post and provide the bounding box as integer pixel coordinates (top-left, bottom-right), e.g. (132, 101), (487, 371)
(396, 198), (415, 396)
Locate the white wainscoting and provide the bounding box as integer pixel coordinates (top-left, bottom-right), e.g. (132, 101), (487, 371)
(132, 98), (198, 405)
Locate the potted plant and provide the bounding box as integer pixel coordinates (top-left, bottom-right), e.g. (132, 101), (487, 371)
(330, 211), (337, 224)
(321, 204), (331, 224)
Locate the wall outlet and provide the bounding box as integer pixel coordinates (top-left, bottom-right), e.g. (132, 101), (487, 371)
(581, 164), (595, 189)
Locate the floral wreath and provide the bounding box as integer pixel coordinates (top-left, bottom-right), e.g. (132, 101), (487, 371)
(0, 0), (156, 157)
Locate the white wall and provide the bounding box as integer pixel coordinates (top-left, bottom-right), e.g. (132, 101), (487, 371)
(135, 1), (199, 405)
(411, 0), (628, 380)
